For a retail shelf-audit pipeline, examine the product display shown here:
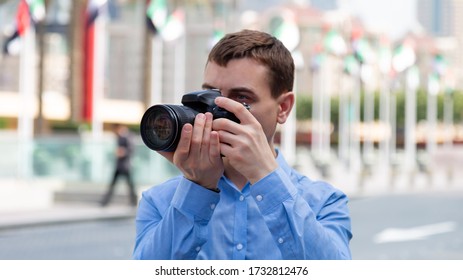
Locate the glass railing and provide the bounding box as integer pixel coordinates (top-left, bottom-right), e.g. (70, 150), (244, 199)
(0, 131), (180, 187)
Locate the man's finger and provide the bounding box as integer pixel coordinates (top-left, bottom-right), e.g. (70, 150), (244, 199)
(214, 96), (252, 124)
(209, 131), (221, 159)
(189, 114), (206, 157)
(174, 123), (193, 162)
(202, 112), (213, 150)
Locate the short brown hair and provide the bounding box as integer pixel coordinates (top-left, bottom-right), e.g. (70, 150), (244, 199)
(207, 29), (294, 99)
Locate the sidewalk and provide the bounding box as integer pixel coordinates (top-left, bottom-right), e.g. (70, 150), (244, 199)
(0, 202), (137, 230)
(0, 178), (140, 230)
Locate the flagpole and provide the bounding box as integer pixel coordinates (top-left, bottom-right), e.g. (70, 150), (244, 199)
(149, 34), (164, 184)
(17, 25), (36, 179)
(338, 61), (348, 167)
(404, 66), (419, 174)
(443, 69), (455, 149)
(390, 82), (397, 164)
(281, 74), (297, 166)
(426, 75), (439, 156)
(379, 72), (391, 171)
(443, 91), (454, 149)
(311, 66), (320, 159)
(90, 5), (106, 182)
(378, 42), (392, 172)
(318, 63), (325, 161)
(174, 34), (185, 102)
(281, 50), (303, 166)
(151, 35), (163, 105)
(91, 7), (105, 140)
(362, 65), (374, 165)
(164, 8), (186, 102)
(350, 70), (362, 173)
(322, 60), (331, 165)
(146, 0), (167, 105)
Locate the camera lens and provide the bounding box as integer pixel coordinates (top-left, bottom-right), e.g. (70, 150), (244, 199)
(140, 105), (196, 151)
(140, 105), (178, 151)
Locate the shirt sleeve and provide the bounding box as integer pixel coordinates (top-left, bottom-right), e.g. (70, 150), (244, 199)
(249, 167), (352, 260)
(132, 177), (220, 259)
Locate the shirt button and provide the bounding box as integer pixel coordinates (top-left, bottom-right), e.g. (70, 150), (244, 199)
(210, 203), (216, 210)
(195, 246), (201, 252)
(278, 238), (284, 244)
(256, 195), (263, 201)
(236, 243), (243, 250)
(239, 195), (245, 201)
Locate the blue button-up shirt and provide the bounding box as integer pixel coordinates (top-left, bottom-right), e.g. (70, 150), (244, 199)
(133, 151), (352, 259)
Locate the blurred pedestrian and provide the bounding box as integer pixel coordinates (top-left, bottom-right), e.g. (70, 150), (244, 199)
(101, 123), (138, 207)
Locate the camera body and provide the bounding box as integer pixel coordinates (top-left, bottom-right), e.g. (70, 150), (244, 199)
(140, 89), (246, 152)
(181, 89), (241, 123)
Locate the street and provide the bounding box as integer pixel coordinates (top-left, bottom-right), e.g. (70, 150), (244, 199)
(350, 190), (463, 259)
(0, 191), (462, 260)
(0, 219), (136, 260)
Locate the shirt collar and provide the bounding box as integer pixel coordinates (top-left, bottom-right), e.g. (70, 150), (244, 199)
(219, 148), (293, 192)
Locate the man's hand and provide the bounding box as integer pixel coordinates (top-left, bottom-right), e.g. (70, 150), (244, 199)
(212, 97), (278, 184)
(158, 112), (223, 191)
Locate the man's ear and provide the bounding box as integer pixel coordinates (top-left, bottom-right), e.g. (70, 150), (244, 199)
(277, 91), (295, 124)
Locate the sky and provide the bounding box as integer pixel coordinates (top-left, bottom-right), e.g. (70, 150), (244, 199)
(338, 0), (418, 39)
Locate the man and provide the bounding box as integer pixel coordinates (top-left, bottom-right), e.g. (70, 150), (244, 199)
(133, 29), (352, 259)
(101, 124), (138, 207)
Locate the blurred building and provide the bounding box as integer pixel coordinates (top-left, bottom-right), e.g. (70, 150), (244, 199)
(0, 0), (216, 128)
(309, 0), (337, 11)
(0, 0), (460, 131)
(417, 0), (463, 88)
(1, 0), (462, 186)
(418, 0), (455, 36)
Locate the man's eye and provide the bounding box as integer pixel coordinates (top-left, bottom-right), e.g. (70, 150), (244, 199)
(234, 95), (250, 102)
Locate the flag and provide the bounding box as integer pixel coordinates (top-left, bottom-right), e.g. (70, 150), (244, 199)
(392, 39), (416, 73)
(85, 0), (108, 27)
(433, 54), (447, 77)
(16, 0), (31, 36)
(17, 0), (46, 34)
(269, 10), (300, 52)
(2, 0), (46, 55)
(146, 1), (184, 41)
(146, 0), (167, 34)
(343, 54), (360, 76)
(28, 0), (46, 22)
(160, 8), (185, 41)
(352, 37), (373, 64)
(209, 28), (224, 49)
(309, 44), (325, 72)
(324, 30), (347, 57)
(378, 36), (392, 75)
(2, 29), (21, 55)
(82, 0), (108, 121)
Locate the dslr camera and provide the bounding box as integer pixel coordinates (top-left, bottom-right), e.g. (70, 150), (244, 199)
(140, 89), (248, 152)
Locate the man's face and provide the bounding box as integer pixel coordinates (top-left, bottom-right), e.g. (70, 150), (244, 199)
(202, 58), (281, 144)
